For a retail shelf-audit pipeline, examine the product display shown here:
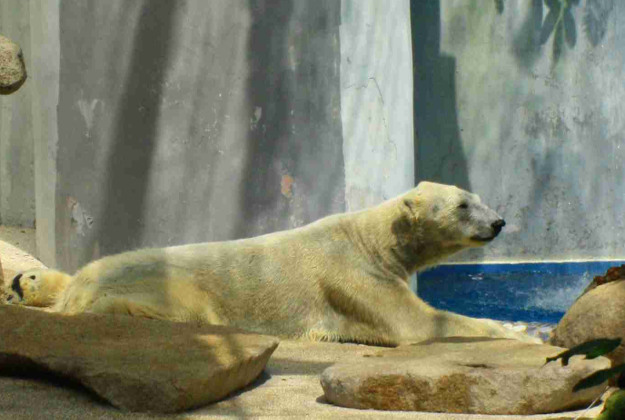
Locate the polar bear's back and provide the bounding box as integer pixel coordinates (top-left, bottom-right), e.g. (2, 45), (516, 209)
(53, 214), (357, 335)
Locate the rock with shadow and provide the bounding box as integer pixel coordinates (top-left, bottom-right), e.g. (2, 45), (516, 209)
(0, 305), (278, 413)
(0, 35), (26, 95)
(320, 337), (609, 415)
(550, 269), (625, 369)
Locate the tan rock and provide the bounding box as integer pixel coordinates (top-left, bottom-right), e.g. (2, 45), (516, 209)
(550, 280), (625, 367)
(0, 338), (607, 419)
(0, 35), (27, 94)
(320, 337), (610, 415)
(578, 264), (625, 300)
(0, 305), (279, 413)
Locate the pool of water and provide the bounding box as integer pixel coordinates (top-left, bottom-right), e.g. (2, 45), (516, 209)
(417, 261), (625, 324)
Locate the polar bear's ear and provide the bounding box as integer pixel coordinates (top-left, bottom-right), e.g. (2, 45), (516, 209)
(402, 198), (420, 219)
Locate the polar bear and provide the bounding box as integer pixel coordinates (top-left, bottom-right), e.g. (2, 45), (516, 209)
(6, 269), (72, 307)
(5, 182), (535, 345)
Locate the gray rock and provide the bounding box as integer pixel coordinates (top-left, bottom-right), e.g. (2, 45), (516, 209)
(550, 280), (625, 368)
(0, 35), (27, 94)
(320, 337), (610, 415)
(0, 305), (278, 413)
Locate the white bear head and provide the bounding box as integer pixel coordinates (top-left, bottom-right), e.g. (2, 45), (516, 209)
(408, 181), (504, 245)
(394, 182), (505, 269)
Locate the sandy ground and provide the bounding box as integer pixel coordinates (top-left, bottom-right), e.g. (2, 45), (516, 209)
(0, 226), (604, 419)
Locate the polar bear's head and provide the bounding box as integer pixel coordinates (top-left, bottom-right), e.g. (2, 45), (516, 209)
(398, 181), (505, 254)
(4, 269), (72, 307)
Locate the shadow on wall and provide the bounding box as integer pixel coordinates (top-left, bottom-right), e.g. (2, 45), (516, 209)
(97, 0), (185, 257)
(411, 0), (470, 192)
(509, 0), (614, 69)
(236, 0), (295, 239)
(236, 0), (345, 239)
(411, 1), (484, 262)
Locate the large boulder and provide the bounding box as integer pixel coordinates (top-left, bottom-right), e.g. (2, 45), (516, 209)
(550, 279), (625, 368)
(0, 305), (279, 413)
(579, 264), (625, 298)
(0, 35), (26, 94)
(320, 337), (609, 415)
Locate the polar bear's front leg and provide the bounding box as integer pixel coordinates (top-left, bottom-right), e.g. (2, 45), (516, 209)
(325, 276), (540, 345)
(426, 308), (542, 344)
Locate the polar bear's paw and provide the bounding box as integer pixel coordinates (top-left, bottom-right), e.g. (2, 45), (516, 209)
(481, 318), (543, 344)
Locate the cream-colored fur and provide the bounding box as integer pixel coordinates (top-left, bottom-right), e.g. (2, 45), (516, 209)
(4, 182), (536, 345)
(5, 269), (72, 307)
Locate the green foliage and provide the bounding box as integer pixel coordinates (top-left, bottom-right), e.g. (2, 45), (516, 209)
(595, 390), (625, 420)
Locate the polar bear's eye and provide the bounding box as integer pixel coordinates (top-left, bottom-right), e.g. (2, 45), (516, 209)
(458, 202), (469, 210)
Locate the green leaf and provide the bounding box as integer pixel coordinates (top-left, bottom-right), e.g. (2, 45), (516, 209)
(595, 390), (625, 420)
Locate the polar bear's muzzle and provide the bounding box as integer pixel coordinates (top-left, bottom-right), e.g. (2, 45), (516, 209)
(471, 218), (506, 242)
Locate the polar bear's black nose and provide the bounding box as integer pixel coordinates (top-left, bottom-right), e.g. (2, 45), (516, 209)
(491, 219), (506, 235)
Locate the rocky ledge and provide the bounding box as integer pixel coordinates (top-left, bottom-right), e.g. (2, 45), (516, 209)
(321, 337), (610, 415)
(0, 305), (278, 413)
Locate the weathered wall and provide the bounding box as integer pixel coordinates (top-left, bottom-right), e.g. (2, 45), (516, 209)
(0, 0), (35, 227)
(53, 0), (349, 271)
(0, 0), (413, 272)
(0, 0), (60, 264)
(7, 0), (625, 268)
(341, 0), (414, 211)
(415, 1), (625, 262)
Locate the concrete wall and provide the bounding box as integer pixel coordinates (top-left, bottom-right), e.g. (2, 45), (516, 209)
(0, 0), (414, 272)
(0, 0), (35, 227)
(0, 0), (60, 265)
(6, 0), (625, 269)
(341, 0), (414, 211)
(414, 1), (625, 263)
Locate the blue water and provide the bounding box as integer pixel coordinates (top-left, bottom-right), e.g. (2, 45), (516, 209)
(417, 261), (625, 324)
